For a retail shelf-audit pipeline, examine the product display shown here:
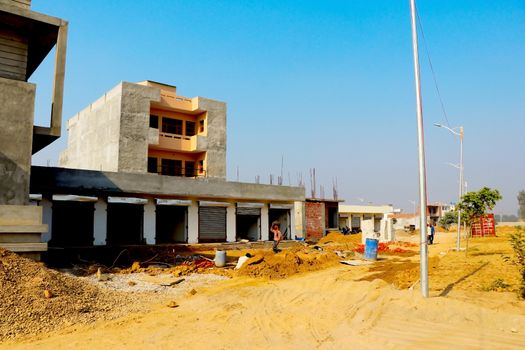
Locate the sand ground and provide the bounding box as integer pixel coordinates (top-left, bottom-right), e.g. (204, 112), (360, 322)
(3, 229), (525, 350)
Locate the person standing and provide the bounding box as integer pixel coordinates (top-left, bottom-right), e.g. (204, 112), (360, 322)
(271, 221), (282, 253)
(429, 223), (435, 245)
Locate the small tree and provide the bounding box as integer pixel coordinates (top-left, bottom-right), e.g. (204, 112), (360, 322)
(518, 190), (525, 221)
(508, 227), (525, 298)
(456, 187), (502, 227)
(438, 211), (457, 230)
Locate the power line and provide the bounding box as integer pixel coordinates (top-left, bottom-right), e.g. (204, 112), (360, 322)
(415, 7), (451, 128)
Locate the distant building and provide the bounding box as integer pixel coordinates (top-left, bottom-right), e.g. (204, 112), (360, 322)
(338, 204), (395, 242)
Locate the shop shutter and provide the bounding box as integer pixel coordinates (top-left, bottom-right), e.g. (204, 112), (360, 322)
(236, 207), (261, 216)
(199, 207), (226, 242)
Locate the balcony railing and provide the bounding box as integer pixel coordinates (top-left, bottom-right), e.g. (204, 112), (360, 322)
(154, 132), (201, 152)
(151, 166), (206, 178)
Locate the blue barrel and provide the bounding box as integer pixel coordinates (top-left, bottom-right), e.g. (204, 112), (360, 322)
(364, 238), (379, 260)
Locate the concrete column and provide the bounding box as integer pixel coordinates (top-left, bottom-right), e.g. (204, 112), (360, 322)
(187, 201), (199, 243)
(143, 199), (156, 244)
(293, 201), (304, 238)
(260, 204), (269, 241)
(290, 203), (297, 239)
(226, 204), (236, 243)
(41, 198), (53, 243)
(94, 198), (107, 246)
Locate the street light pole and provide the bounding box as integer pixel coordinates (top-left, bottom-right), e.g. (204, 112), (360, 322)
(410, 0), (429, 298)
(434, 123), (464, 252)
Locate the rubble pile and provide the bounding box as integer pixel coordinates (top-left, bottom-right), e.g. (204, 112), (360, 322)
(0, 249), (140, 340)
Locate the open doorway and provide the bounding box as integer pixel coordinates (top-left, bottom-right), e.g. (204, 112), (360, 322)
(236, 207), (260, 241)
(50, 201), (94, 247)
(269, 208), (290, 240)
(107, 203), (144, 245)
(156, 205), (187, 243)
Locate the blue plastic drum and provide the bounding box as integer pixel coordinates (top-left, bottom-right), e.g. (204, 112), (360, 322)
(364, 238), (379, 260)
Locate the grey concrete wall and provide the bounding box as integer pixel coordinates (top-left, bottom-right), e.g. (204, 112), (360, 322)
(118, 82), (160, 173)
(59, 83), (123, 172)
(31, 166), (305, 203)
(0, 77), (35, 204)
(196, 97), (226, 179)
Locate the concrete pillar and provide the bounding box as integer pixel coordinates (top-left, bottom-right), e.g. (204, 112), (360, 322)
(290, 203), (297, 239)
(260, 204), (269, 241)
(187, 201), (199, 243)
(93, 198), (107, 246)
(41, 198), (52, 243)
(293, 201), (304, 238)
(143, 199), (156, 244)
(226, 204), (236, 243)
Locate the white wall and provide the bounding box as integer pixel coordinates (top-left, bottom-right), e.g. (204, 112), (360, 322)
(187, 201), (199, 243)
(143, 199), (156, 244)
(93, 199), (107, 245)
(226, 205), (236, 242)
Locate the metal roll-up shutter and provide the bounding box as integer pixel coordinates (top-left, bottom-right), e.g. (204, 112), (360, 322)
(199, 207), (226, 242)
(237, 207), (261, 216)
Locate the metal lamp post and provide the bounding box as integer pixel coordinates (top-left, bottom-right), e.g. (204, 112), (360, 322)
(434, 123), (464, 252)
(410, 0), (429, 298)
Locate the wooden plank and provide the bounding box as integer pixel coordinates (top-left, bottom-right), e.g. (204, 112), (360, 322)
(0, 49), (27, 62)
(0, 69), (24, 80)
(0, 56), (27, 68)
(0, 224), (48, 233)
(0, 64), (25, 74)
(0, 243), (48, 252)
(0, 36), (28, 49)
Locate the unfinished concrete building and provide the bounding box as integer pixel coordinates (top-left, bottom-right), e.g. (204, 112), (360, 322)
(0, 0), (67, 258)
(30, 80), (304, 250)
(59, 80), (226, 179)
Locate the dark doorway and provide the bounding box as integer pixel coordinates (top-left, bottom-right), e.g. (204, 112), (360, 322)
(107, 203), (144, 245)
(269, 208), (290, 240)
(50, 201), (95, 247)
(156, 205), (187, 243)
(326, 204), (338, 229)
(236, 207), (260, 241)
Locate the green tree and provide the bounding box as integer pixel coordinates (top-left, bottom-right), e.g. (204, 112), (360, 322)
(456, 187), (503, 227)
(438, 211), (457, 230)
(518, 190), (525, 220)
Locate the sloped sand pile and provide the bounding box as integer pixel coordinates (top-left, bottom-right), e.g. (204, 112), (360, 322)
(0, 249), (139, 340)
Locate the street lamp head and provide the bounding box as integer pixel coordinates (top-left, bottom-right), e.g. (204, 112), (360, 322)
(433, 123), (443, 128)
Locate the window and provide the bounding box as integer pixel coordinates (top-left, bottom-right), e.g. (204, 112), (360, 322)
(149, 115), (159, 129)
(147, 157), (158, 174)
(198, 160), (204, 174)
(185, 161), (195, 177)
(186, 121), (196, 136)
(199, 120), (205, 133)
(162, 118), (183, 135)
(161, 159), (182, 176)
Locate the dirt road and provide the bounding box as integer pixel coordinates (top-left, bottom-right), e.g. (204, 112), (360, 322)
(3, 229), (524, 349)
(4, 266), (525, 348)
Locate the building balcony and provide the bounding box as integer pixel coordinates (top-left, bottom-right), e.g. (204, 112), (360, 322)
(148, 128), (205, 152)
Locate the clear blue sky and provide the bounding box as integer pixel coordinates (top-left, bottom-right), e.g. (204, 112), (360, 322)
(30, 0), (524, 215)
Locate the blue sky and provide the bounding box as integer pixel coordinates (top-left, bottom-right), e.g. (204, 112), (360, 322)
(30, 0), (524, 214)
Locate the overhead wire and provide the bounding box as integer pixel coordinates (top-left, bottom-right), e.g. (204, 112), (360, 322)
(415, 6), (451, 128)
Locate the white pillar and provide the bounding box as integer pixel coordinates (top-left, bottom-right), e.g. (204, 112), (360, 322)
(226, 204), (236, 242)
(293, 201), (304, 238)
(261, 204), (269, 241)
(290, 203), (297, 239)
(187, 201), (199, 243)
(143, 199), (156, 244)
(41, 197), (53, 243)
(94, 198), (107, 246)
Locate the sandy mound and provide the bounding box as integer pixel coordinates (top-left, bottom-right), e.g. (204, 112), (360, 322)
(318, 232), (362, 245)
(0, 249), (139, 340)
(236, 247), (339, 279)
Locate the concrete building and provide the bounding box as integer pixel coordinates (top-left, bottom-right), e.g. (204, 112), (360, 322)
(59, 80), (226, 179)
(29, 80), (305, 248)
(338, 204), (395, 243)
(0, 0), (67, 258)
